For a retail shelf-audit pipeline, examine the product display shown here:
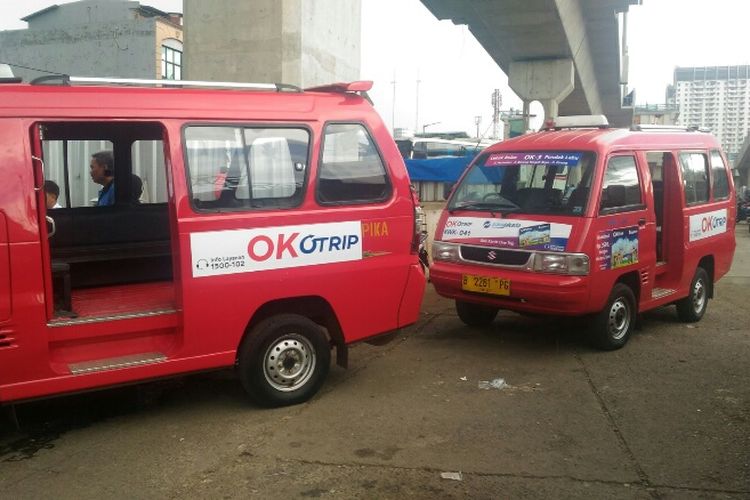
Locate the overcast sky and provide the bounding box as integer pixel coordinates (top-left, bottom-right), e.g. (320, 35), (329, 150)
(1, 0), (749, 136)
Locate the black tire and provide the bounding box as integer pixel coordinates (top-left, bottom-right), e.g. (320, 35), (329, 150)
(590, 283), (636, 350)
(238, 314), (330, 407)
(455, 300), (498, 327)
(676, 267), (710, 323)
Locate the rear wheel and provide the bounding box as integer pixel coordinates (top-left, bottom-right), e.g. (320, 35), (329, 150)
(238, 314), (330, 407)
(590, 283), (636, 350)
(455, 300), (498, 327)
(676, 267), (709, 322)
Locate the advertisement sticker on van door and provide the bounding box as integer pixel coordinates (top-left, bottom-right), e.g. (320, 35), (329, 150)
(596, 226), (639, 271)
(190, 221), (362, 277)
(441, 216), (572, 252)
(689, 208), (728, 242)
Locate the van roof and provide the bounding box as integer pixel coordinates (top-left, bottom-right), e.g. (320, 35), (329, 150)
(0, 81), (374, 121)
(488, 127), (722, 153)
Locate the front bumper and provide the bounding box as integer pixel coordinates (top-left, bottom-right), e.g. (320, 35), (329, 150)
(430, 262), (593, 316)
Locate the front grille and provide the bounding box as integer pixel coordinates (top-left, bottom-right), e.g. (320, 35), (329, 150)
(460, 246), (531, 266)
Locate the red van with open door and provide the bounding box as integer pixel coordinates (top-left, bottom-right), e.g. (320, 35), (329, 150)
(431, 116), (736, 349)
(0, 71), (425, 409)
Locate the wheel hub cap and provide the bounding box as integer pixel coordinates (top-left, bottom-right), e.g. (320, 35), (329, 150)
(693, 279), (706, 313)
(608, 299), (630, 340)
(263, 334), (316, 392)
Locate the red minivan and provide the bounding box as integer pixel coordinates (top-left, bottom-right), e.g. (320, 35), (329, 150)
(431, 116), (736, 349)
(0, 73), (425, 408)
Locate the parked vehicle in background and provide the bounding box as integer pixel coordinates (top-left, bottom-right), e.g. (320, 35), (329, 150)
(431, 116), (736, 349)
(396, 136), (493, 160)
(0, 68), (426, 408)
(737, 196), (749, 225)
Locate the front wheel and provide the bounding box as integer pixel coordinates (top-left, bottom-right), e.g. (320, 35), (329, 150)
(676, 267), (710, 323)
(238, 314), (331, 407)
(590, 283), (636, 350)
(456, 300), (498, 327)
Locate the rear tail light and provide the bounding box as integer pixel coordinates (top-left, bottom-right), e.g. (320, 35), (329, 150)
(410, 185), (426, 253)
(410, 185), (429, 269)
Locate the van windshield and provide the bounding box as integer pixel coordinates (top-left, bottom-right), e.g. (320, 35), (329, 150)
(448, 151), (596, 216)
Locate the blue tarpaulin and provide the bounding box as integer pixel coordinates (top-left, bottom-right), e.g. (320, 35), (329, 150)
(405, 154), (476, 183)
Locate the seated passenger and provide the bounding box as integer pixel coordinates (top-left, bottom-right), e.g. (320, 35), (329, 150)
(90, 151), (115, 206)
(44, 180), (62, 209)
(131, 173), (143, 204)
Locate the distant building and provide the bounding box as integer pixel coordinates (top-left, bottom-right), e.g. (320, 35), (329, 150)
(633, 104), (680, 126)
(0, 0), (182, 82)
(673, 65), (750, 164)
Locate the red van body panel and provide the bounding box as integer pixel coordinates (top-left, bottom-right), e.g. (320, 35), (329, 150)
(0, 83), (425, 404)
(431, 126), (736, 324)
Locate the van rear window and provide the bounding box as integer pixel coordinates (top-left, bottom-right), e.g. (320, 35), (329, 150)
(449, 151), (596, 216)
(184, 126), (309, 211)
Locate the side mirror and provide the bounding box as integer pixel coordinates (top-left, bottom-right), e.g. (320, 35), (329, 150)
(443, 182), (455, 200)
(602, 184), (627, 209)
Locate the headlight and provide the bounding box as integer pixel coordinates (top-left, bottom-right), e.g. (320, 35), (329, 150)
(533, 253), (589, 275)
(432, 241), (459, 262)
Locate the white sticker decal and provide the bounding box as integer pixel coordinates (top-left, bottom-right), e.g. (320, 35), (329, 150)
(190, 221), (362, 277)
(689, 209), (728, 242)
(441, 216), (572, 252)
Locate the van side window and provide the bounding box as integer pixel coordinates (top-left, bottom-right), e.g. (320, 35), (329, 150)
(185, 126), (309, 211)
(317, 123), (391, 204)
(42, 139), (114, 208)
(710, 150), (730, 200)
(600, 155), (642, 212)
(679, 152), (710, 205)
(131, 140), (168, 204)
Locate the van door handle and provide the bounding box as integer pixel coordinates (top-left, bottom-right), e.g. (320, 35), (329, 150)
(638, 218), (646, 227)
(46, 216), (56, 238)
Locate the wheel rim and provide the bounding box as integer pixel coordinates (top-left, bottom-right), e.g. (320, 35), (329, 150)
(263, 333), (316, 392)
(608, 298), (631, 340)
(692, 278), (706, 314)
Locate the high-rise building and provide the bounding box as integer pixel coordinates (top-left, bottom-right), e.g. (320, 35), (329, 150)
(673, 66), (750, 164)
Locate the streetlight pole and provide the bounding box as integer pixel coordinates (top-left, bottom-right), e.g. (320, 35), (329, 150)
(415, 70), (421, 135)
(391, 69), (397, 135)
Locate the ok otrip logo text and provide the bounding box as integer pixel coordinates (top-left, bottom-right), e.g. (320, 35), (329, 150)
(689, 209), (728, 242)
(247, 232), (360, 261)
(191, 221), (363, 277)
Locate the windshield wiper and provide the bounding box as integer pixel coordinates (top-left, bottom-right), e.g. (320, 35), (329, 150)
(449, 201), (520, 214)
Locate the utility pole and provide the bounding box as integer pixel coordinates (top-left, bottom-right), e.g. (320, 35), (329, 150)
(491, 89), (502, 139)
(390, 70), (397, 135)
(474, 115), (482, 139)
(415, 70), (421, 135)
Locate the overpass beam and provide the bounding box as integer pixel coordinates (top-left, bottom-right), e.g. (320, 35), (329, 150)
(509, 58), (575, 127)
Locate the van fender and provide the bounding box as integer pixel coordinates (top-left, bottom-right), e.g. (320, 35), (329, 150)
(238, 295), (348, 368)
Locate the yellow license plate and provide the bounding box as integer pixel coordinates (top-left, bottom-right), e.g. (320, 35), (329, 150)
(462, 274), (510, 296)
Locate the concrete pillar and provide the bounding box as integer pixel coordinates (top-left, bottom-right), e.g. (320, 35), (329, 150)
(509, 59), (575, 124)
(183, 0), (361, 87)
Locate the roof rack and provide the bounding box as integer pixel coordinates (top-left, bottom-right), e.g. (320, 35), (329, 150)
(29, 74), (302, 92)
(630, 124), (710, 133)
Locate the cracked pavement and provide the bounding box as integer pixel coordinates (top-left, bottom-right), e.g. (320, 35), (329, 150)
(1, 228), (749, 499)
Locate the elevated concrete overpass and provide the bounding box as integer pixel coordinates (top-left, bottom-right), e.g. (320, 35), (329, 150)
(421, 0), (641, 127)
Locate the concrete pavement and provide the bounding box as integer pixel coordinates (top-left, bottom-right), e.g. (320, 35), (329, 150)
(1, 227), (749, 499)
